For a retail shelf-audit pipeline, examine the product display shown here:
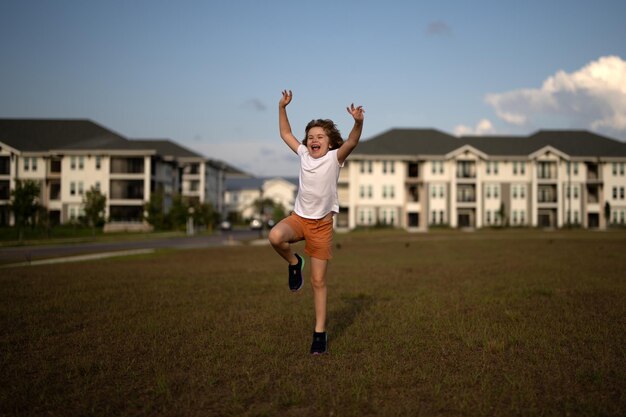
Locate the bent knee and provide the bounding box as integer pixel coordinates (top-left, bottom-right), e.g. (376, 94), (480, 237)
(268, 228), (285, 246)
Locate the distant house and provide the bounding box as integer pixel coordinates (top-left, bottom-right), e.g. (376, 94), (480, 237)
(224, 177), (297, 222)
(0, 119), (234, 228)
(344, 129), (626, 230)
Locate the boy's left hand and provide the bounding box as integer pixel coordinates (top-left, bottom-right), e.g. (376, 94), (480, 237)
(347, 103), (364, 122)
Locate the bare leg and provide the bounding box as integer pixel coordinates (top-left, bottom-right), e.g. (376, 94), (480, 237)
(268, 221), (298, 265)
(309, 257), (328, 332)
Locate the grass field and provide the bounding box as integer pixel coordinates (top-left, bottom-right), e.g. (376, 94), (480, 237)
(1, 229), (625, 416)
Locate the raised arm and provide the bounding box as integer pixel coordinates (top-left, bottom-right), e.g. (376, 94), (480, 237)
(278, 90), (300, 153)
(337, 103), (365, 165)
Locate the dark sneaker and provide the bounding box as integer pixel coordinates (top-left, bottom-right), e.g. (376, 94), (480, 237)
(288, 253), (304, 292)
(310, 331), (328, 355)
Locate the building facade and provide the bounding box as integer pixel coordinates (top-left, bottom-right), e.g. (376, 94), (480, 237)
(223, 177), (297, 222)
(341, 129), (626, 231)
(0, 119), (232, 227)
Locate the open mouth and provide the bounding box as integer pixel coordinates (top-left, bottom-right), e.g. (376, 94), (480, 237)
(311, 144), (321, 151)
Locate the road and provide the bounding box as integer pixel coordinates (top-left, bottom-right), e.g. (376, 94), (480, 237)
(0, 229), (264, 265)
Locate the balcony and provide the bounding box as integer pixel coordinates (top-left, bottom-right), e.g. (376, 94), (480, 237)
(406, 162), (420, 183)
(538, 185), (557, 203)
(537, 162), (557, 180)
(456, 161), (476, 179)
(0, 180), (9, 200)
(407, 185), (419, 202)
(49, 181), (61, 201)
(110, 180), (144, 200)
(110, 157), (144, 174)
(47, 158), (62, 176)
(586, 162), (602, 183)
(457, 184), (476, 203)
(587, 184), (599, 203)
(0, 156), (10, 175)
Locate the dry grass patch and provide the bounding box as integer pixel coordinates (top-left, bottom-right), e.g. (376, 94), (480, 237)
(1, 230), (625, 416)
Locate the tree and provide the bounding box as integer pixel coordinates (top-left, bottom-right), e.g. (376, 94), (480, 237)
(83, 186), (107, 235)
(604, 201), (611, 227)
(167, 194), (188, 231)
(189, 200), (215, 231)
(144, 190), (166, 230)
(9, 179), (41, 241)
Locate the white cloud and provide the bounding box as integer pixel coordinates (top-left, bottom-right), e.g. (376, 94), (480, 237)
(454, 119), (495, 136)
(485, 55), (626, 137)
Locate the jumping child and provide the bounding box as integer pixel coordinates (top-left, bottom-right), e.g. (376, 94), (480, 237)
(268, 90), (364, 354)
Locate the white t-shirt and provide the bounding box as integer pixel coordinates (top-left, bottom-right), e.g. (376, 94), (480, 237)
(293, 144), (343, 219)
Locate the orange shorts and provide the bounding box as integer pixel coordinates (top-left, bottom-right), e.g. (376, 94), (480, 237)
(281, 212), (334, 260)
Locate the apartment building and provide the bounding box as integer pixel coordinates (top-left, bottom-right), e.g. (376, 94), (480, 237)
(0, 119), (230, 227)
(342, 129), (626, 231)
(223, 177), (297, 221)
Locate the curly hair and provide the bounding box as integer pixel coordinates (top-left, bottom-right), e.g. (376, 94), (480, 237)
(303, 119), (344, 149)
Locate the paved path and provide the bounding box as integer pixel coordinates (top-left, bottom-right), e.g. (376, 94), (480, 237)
(0, 230), (263, 266)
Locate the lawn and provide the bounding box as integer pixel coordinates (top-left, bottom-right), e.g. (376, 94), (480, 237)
(1, 229), (625, 416)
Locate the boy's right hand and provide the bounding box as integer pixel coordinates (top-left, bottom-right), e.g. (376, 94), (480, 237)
(279, 90), (293, 107)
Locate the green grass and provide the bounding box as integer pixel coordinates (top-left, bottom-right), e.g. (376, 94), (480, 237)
(1, 230), (625, 416)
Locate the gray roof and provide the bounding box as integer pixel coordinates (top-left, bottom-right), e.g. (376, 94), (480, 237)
(0, 119), (131, 151)
(526, 130), (626, 157)
(356, 129), (461, 156)
(131, 139), (204, 159)
(356, 128), (626, 158)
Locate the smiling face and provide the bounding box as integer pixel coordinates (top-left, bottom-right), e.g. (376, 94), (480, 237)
(306, 126), (332, 158)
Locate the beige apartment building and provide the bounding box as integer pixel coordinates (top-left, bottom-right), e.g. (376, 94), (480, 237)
(338, 129), (626, 231)
(0, 119), (233, 227)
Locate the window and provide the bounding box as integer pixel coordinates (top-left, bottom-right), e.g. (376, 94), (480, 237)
(513, 187), (518, 199)
(520, 162), (525, 175)
(78, 182), (84, 195)
(621, 163), (625, 176)
(614, 187), (618, 199)
(613, 163), (618, 176)
(382, 161), (395, 174)
(382, 185), (387, 199)
(494, 185), (499, 199)
(368, 185), (373, 198)
(70, 182), (76, 196)
(494, 162), (499, 175)
(486, 186), (491, 199)
(23, 158), (30, 171)
(71, 157), (76, 170)
(486, 162), (491, 175)
(31, 158), (37, 171)
(439, 211), (444, 224)
(621, 187), (625, 200)
(96, 156), (101, 170)
(359, 185), (365, 198)
(431, 211), (437, 224)
(573, 186), (578, 199)
(431, 185), (437, 198)
(520, 185), (525, 198)
(439, 186), (444, 198)
(486, 211), (491, 224)
(79, 156), (85, 170)
(520, 210), (525, 225)
(573, 162), (578, 175)
(95, 181), (101, 191)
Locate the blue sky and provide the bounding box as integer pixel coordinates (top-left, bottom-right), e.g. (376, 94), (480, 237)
(1, 0), (625, 176)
